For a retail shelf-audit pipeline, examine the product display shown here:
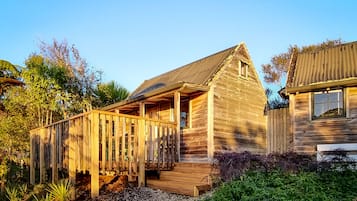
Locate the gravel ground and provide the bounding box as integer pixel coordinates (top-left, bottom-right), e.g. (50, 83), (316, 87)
(87, 187), (211, 201)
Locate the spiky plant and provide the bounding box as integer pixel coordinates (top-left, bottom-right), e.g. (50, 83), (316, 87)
(5, 186), (20, 201)
(46, 179), (73, 201)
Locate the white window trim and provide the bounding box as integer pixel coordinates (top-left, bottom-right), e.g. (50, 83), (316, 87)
(312, 89), (345, 120)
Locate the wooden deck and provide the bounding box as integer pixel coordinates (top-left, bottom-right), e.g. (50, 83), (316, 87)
(29, 110), (177, 198)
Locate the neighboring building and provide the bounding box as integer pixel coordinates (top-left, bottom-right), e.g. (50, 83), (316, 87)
(103, 42), (267, 161)
(285, 41), (357, 154)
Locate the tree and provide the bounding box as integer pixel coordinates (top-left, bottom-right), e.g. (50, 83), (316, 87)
(262, 39), (343, 87)
(94, 81), (129, 107)
(0, 60), (23, 107)
(39, 39), (102, 116)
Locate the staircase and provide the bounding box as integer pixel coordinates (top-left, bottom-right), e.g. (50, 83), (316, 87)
(146, 162), (212, 196)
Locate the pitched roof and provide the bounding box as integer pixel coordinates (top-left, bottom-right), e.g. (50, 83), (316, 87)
(129, 45), (237, 99)
(286, 41), (357, 93)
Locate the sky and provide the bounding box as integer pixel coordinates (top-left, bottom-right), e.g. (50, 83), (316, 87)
(1, 0), (356, 93)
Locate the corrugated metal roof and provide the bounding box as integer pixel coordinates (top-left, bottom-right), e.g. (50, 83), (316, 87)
(129, 45), (238, 99)
(287, 41), (357, 92)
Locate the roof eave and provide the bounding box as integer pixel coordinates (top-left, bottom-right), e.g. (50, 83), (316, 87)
(101, 82), (209, 111)
(286, 78), (357, 94)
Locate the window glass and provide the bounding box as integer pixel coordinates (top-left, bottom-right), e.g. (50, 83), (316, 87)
(313, 90), (344, 119)
(180, 99), (189, 128)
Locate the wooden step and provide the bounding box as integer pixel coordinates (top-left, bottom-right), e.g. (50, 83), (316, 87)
(146, 162), (213, 196)
(147, 179), (205, 196)
(160, 171), (210, 183)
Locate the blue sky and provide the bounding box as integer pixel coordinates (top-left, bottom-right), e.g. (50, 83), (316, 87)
(1, 0), (356, 92)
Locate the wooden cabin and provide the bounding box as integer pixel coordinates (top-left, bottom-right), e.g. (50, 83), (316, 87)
(29, 42), (267, 198)
(102, 42), (267, 161)
(285, 41), (357, 155)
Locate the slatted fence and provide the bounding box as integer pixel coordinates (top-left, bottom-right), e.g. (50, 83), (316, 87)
(267, 108), (292, 153)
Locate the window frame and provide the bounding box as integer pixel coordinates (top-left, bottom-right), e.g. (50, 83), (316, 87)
(311, 89), (345, 120)
(238, 60), (249, 78)
(180, 98), (191, 129)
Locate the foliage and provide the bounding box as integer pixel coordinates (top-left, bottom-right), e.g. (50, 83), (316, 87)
(262, 39), (343, 87)
(94, 80), (129, 107)
(0, 39), (104, 160)
(39, 39), (102, 114)
(0, 59), (22, 110)
(5, 186), (21, 201)
(265, 88), (288, 110)
(208, 151), (357, 201)
(46, 179), (73, 201)
(214, 151), (315, 182)
(4, 184), (28, 201)
(0, 157), (9, 181)
(205, 170), (357, 201)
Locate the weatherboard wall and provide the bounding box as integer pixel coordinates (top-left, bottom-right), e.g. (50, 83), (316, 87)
(211, 46), (267, 154)
(290, 87), (357, 154)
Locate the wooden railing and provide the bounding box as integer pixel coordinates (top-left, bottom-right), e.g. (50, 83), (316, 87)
(29, 110), (177, 198)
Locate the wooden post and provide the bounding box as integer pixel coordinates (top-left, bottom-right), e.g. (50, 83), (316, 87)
(51, 125), (58, 183)
(108, 115), (113, 171)
(207, 87), (214, 160)
(29, 130), (35, 185)
(83, 115), (88, 172)
(138, 102), (145, 187)
(58, 123), (63, 169)
(68, 120), (76, 200)
(174, 91), (181, 161)
(114, 116), (120, 170)
(101, 114), (106, 171)
(39, 128), (45, 183)
(91, 112), (100, 198)
(289, 94), (296, 152)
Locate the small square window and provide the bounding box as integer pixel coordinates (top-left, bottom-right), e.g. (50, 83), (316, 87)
(312, 89), (344, 119)
(239, 60), (248, 78)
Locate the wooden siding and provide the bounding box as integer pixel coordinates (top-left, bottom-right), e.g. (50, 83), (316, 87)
(212, 49), (267, 154)
(291, 87), (357, 154)
(267, 108), (293, 153)
(181, 93), (208, 161)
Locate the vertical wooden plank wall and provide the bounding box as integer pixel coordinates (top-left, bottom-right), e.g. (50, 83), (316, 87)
(267, 108), (292, 153)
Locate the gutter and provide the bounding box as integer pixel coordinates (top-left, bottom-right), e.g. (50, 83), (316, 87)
(286, 78), (357, 94)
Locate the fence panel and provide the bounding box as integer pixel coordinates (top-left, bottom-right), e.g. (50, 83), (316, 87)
(267, 108), (292, 153)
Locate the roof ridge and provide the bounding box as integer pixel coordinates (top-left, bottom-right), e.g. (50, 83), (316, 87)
(145, 45), (238, 81)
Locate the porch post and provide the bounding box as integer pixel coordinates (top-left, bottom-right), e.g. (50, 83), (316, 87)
(174, 92), (181, 162)
(138, 102), (146, 187)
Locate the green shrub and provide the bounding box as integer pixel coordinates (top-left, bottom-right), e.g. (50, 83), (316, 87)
(205, 170), (357, 201)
